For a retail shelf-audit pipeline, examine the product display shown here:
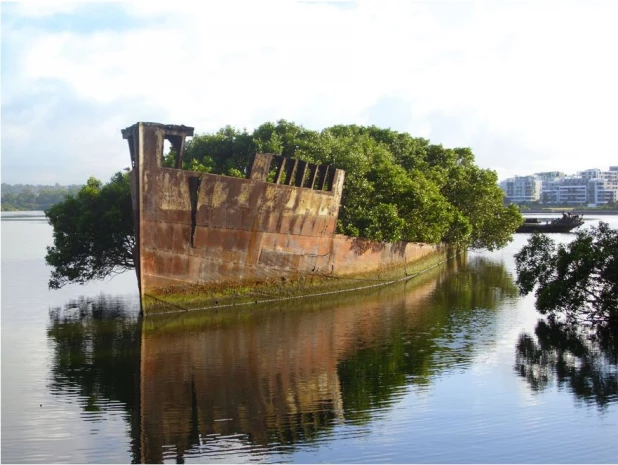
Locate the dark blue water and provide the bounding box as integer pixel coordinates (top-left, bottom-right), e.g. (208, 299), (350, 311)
(2, 212), (617, 463)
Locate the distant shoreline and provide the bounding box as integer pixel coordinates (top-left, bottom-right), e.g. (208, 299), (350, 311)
(1, 210), (46, 217)
(522, 209), (618, 215)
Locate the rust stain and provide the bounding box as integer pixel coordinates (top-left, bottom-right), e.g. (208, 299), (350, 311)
(210, 180), (229, 209)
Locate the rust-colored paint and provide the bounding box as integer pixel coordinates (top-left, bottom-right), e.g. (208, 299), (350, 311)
(122, 122), (441, 314)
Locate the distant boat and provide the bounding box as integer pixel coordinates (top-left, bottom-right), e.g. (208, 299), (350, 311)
(516, 213), (584, 233)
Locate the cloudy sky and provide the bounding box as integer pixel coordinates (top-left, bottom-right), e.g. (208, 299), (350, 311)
(2, 0), (617, 185)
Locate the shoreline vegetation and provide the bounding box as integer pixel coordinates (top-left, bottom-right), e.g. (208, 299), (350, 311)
(520, 208), (618, 215)
(1, 183), (81, 212)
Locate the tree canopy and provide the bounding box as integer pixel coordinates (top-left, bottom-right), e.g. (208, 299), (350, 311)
(45, 172), (135, 289)
(46, 121), (522, 288)
(177, 120), (522, 249)
(514, 222), (618, 333)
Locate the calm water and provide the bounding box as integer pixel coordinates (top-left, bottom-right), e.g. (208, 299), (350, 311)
(2, 212), (617, 463)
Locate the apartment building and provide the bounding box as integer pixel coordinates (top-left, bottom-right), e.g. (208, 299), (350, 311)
(588, 178), (617, 205)
(499, 176), (543, 203)
(534, 172), (565, 204)
(556, 177), (588, 204)
(577, 167), (618, 206)
(501, 166), (618, 205)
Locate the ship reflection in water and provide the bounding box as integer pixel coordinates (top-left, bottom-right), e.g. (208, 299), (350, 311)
(47, 253), (526, 463)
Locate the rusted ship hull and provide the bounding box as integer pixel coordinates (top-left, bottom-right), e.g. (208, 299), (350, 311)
(122, 122), (447, 314)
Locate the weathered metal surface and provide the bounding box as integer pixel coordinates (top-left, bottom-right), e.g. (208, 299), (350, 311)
(123, 122), (441, 313)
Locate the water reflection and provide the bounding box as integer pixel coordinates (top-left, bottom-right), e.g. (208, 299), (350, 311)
(47, 295), (142, 460)
(46, 254), (519, 463)
(338, 256), (519, 424)
(515, 320), (618, 409)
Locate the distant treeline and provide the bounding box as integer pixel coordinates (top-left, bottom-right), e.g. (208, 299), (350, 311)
(512, 200), (618, 211)
(1, 183), (83, 211)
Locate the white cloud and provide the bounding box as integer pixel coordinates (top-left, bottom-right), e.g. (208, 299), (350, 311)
(2, 0), (618, 184)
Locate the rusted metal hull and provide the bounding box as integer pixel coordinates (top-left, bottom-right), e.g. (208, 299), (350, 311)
(122, 122), (443, 314)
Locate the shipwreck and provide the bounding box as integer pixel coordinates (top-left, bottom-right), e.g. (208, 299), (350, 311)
(122, 122), (452, 314)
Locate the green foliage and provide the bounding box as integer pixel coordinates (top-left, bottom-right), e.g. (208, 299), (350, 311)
(226, 167), (245, 178)
(46, 121), (522, 287)
(182, 157), (213, 173)
(45, 172), (135, 289)
(253, 120), (321, 161)
(514, 222), (618, 331)
(182, 121), (519, 248)
(183, 125), (255, 176)
(160, 120), (521, 248)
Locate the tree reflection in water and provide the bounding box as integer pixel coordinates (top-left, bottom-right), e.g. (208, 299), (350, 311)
(338, 255), (520, 422)
(47, 295), (142, 460)
(515, 320), (618, 409)
(46, 254), (519, 463)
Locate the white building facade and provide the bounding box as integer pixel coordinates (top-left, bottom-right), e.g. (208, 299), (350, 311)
(499, 176), (543, 203)
(500, 166), (618, 206)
